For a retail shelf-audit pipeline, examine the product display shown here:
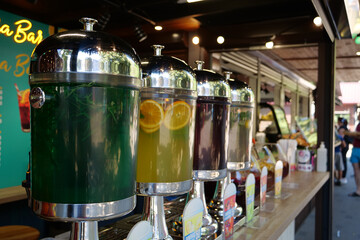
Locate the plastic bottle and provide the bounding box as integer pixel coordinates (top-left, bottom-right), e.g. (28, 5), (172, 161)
(316, 141), (328, 172)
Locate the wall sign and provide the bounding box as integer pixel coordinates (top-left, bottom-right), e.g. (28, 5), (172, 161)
(0, 9), (51, 188)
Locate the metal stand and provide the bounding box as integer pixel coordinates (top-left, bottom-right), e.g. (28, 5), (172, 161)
(143, 196), (173, 240)
(188, 180), (218, 237)
(70, 221), (99, 240)
(209, 172), (242, 225)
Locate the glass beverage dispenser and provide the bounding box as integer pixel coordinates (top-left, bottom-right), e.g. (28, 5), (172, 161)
(188, 60), (231, 237)
(137, 45), (197, 239)
(29, 18), (141, 239)
(209, 72), (255, 223)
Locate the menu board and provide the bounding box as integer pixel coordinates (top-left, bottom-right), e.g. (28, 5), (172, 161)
(0, 10), (51, 188)
(273, 106), (290, 135)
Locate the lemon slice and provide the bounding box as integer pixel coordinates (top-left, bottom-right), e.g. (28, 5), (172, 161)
(139, 100), (164, 129)
(164, 101), (191, 130)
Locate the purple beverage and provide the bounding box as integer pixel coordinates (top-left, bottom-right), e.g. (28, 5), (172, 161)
(193, 96), (230, 172)
(192, 62), (231, 181)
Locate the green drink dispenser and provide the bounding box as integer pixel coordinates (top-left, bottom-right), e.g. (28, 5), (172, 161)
(226, 72), (255, 171)
(28, 18), (141, 239)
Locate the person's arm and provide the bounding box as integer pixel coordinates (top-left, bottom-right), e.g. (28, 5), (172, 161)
(338, 128), (347, 147)
(334, 140), (342, 147)
(344, 131), (360, 139)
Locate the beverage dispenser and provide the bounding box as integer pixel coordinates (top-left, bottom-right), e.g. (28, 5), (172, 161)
(29, 18), (141, 239)
(227, 72), (255, 171)
(137, 45), (197, 239)
(209, 71), (255, 224)
(188, 60), (231, 237)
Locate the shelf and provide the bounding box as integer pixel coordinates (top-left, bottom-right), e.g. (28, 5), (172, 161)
(0, 185), (27, 205)
(233, 171), (329, 240)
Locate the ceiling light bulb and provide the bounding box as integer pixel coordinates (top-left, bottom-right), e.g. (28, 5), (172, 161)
(192, 36), (200, 45)
(217, 36), (225, 44)
(313, 16), (322, 27)
(356, 51), (360, 56)
(172, 33), (180, 39)
(265, 41), (274, 49)
(154, 25), (163, 31)
(187, 0), (203, 2)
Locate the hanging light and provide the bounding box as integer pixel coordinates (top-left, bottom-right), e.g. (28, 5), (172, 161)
(217, 36), (225, 44)
(356, 51), (360, 56)
(154, 25), (163, 31)
(172, 33), (180, 40)
(177, 0), (203, 3)
(265, 40), (274, 49)
(97, 12), (111, 30)
(192, 36), (200, 45)
(134, 24), (147, 42)
(313, 16), (322, 27)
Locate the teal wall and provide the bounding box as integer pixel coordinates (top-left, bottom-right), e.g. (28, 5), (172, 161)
(0, 9), (50, 188)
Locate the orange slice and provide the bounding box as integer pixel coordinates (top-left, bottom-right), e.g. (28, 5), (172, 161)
(20, 89), (30, 105)
(139, 100), (164, 129)
(164, 101), (191, 130)
(141, 125), (160, 133)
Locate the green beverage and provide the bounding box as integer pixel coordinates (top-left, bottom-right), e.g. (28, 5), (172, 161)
(136, 95), (196, 183)
(31, 83), (139, 203)
(226, 76), (255, 171)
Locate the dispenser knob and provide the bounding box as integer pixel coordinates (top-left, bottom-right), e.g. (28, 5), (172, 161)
(30, 87), (45, 109)
(195, 60), (204, 70)
(79, 17), (98, 31)
(224, 71), (232, 81)
(152, 45), (164, 56)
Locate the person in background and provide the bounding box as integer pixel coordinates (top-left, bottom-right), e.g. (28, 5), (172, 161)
(334, 126), (345, 186)
(338, 118), (351, 184)
(337, 117), (343, 128)
(345, 113), (360, 196)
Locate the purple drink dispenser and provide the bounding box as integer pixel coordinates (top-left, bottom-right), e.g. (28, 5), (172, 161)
(209, 71), (255, 230)
(188, 61), (231, 238)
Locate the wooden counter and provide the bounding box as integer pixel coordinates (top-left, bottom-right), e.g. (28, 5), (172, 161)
(0, 186), (27, 205)
(233, 171), (329, 240)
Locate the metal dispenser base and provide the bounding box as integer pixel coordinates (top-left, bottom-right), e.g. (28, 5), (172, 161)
(208, 172), (242, 233)
(71, 221), (98, 240)
(143, 196), (173, 240)
(188, 180), (218, 238)
(31, 196), (136, 240)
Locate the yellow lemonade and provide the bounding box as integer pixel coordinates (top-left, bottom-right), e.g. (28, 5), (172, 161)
(137, 97), (196, 183)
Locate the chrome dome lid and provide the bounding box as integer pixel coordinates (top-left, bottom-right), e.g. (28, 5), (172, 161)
(194, 60), (231, 98)
(29, 17), (141, 88)
(225, 71), (255, 104)
(141, 45), (197, 91)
